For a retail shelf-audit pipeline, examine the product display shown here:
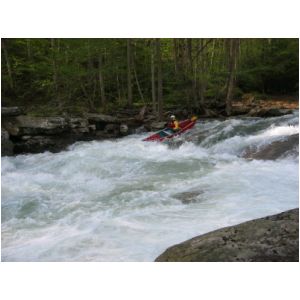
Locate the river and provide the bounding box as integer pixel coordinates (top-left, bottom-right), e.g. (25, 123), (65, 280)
(1, 112), (299, 261)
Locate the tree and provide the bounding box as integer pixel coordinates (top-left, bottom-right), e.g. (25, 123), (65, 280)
(98, 52), (106, 108)
(156, 38), (163, 121)
(2, 39), (14, 90)
(225, 38), (239, 115)
(151, 39), (156, 114)
(1, 38), (298, 116)
(127, 39), (132, 107)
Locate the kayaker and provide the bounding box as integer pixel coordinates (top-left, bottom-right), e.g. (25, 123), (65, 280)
(168, 115), (180, 132)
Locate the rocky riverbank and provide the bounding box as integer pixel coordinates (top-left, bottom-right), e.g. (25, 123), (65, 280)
(1, 107), (145, 156)
(1, 96), (298, 156)
(155, 208), (299, 262)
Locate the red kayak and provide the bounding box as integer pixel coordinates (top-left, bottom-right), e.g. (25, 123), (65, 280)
(143, 118), (197, 142)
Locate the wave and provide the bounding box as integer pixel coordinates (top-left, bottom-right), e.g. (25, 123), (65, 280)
(1, 111), (299, 261)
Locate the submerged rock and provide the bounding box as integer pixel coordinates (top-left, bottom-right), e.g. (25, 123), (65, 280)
(242, 134), (299, 160)
(173, 191), (204, 204)
(155, 208), (299, 262)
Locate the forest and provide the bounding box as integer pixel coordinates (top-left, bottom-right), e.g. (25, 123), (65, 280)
(1, 38), (299, 119)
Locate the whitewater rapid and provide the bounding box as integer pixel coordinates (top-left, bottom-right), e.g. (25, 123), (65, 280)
(1, 112), (299, 261)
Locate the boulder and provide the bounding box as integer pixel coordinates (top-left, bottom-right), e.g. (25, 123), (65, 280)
(68, 117), (89, 129)
(86, 113), (119, 131)
(67, 117), (90, 134)
(231, 106), (251, 116)
(242, 134), (299, 160)
(13, 136), (56, 154)
(88, 124), (96, 131)
(248, 107), (293, 117)
(203, 108), (220, 118)
(2, 116), (68, 136)
(120, 124), (129, 135)
(173, 191), (204, 204)
(2, 119), (20, 136)
(104, 123), (119, 135)
(1, 107), (23, 117)
(155, 208), (299, 262)
(1, 129), (14, 156)
(13, 133), (95, 154)
(86, 113), (118, 124)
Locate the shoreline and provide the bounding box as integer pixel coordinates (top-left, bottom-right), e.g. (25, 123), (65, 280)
(2, 96), (299, 156)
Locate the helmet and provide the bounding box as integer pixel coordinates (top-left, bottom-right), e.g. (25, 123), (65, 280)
(170, 115), (176, 120)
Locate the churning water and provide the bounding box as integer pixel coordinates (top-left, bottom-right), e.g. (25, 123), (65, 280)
(1, 112), (299, 261)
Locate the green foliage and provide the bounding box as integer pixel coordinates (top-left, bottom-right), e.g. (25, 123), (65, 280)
(1, 38), (298, 115)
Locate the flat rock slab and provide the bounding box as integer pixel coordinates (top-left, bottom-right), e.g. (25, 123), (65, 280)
(155, 208), (299, 262)
(86, 113), (118, 124)
(1, 107), (23, 117)
(2, 116), (68, 136)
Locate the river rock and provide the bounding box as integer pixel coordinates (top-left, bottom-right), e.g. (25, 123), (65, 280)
(1, 128), (14, 156)
(173, 191), (204, 204)
(1, 107), (23, 117)
(13, 133), (94, 154)
(242, 134), (299, 160)
(87, 113), (118, 124)
(104, 123), (119, 135)
(248, 107), (293, 117)
(120, 124), (129, 135)
(13, 135), (56, 154)
(2, 116), (68, 136)
(155, 208), (299, 262)
(231, 106), (251, 116)
(68, 117), (89, 129)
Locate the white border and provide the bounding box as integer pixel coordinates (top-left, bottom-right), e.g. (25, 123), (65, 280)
(1, 0), (299, 299)
(0, 0), (300, 37)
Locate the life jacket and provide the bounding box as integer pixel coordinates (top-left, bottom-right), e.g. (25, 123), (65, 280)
(168, 120), (179, 130)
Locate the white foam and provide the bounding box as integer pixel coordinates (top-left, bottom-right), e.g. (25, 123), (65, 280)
(1, 113), (299, 261)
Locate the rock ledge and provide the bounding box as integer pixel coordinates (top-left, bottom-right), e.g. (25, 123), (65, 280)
(155, 208), (299, 262)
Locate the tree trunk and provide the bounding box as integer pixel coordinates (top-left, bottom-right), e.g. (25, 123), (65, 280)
(198, 39), (205, 107)
(156, 39), (163, 121)
(185, 39), (193, 109)
(116, 71), (121, 104)
(173, 39), (179, 74)
(151, 39), (156, 114)
(225, 38), (239, 116)
(26, 39), (32, 60)
(127, 39), (133, 107)
(98, 53), (106, 108)
(51, 38), (58, 98)
(2, 39), (14, 90)
(133, 59), (144, 103)
(193, 39), (199, 107)
(210, 39), (215, 68)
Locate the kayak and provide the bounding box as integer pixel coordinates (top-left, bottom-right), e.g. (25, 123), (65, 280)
(142, 119), (197, 142)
